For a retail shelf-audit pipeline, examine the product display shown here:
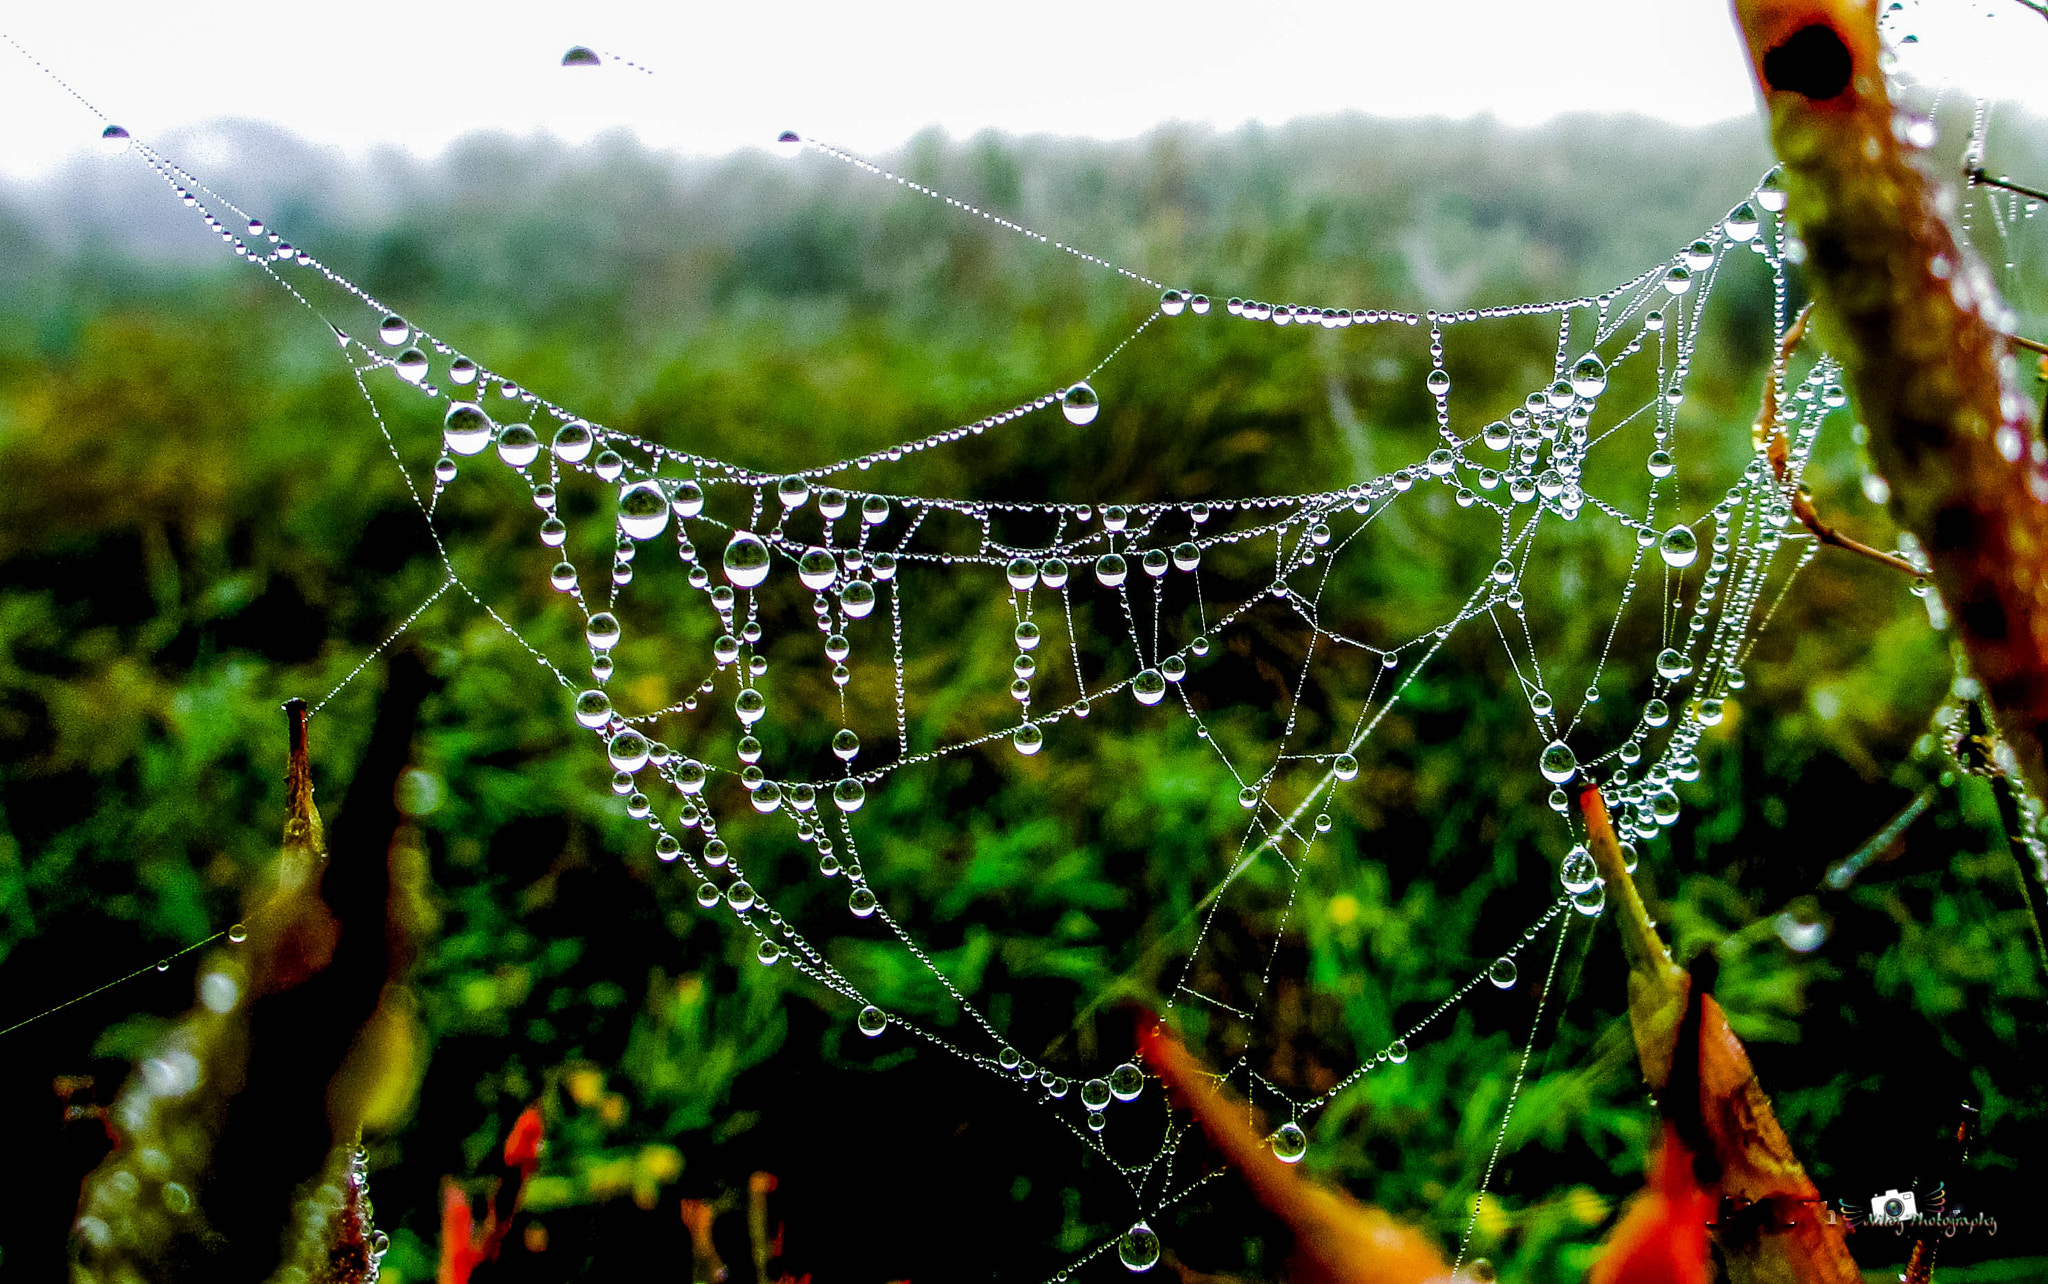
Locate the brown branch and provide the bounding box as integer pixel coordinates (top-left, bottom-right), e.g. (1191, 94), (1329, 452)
(1580, 788), (1862, 1283)
(75, 657), (433, 1281)
(1734, 0), (2048, 805)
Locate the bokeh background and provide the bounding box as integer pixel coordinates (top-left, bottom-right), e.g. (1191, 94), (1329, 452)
(3, 99), (2048, 1282)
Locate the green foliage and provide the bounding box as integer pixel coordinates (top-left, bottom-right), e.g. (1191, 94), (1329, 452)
(0, 115), (2041, 1280)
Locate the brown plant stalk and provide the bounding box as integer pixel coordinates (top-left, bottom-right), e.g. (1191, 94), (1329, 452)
(1732, 0), (2048, 803)
(1580, 787), (1859, 1284)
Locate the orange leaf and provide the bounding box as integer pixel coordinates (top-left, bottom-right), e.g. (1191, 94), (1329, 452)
(1136, 1016), (1451, 1284)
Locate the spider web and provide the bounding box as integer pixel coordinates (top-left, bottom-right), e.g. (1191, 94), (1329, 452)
(19, 33), (1916, 1280)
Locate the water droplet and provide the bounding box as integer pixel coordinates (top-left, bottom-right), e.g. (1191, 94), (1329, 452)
(1757, 166), (1789, 213)
(100, 124), (131, 155)
(378, 315), (410, 346)
(443, 403), (493, 456)
(1644, 698), (1670, 727)
(547, 421), (592, 463)
(1573, 884), (1607, 916)
(798, 547), (838, 591)
(1387, 1039), (1409, 1064)
(1080, 1078), (1112, 1110)
(1095, 553), (1128, 588)
(1270, 1121), (1308, 1163)
(395, 348), (430, 383)
(1651, 789), (1682, 825)
(1560, 845), (1598, 894)
(1426, 369), (1452, 396)
(619, 481), (670, 540)
(1132, 669), (1167, 705)
(1646, 450), (1674, 479)
(1332, 753), (1359, 781)
(849, 885), (878, 917)
(757, 938), (783, 965)
(1103, 1061), (1143, 1101)
(608, 729), (650, 772)
(1684, 239), (1716, 271)
(1062, 382), (1100, 425)
(1530, 690), (1553, 716)
(665, 482), (705, 523)
(561, 45), (602, 66)
(1724, 201), (1760, 242)
(1118, 1222), (1161, 1272)
(1013, 722), (1045, 755)
(1775, 902), (1829, 952)
(833, 778), (866, 812)
(1489, 957), (1518, 989)
(1699, 697), (1725, 726)
(574, 689), (612, 728)
(227, 923), (248, 944)
(1539, 740), (1577, 784)
(735, 688), (767, 725)
(1570, 355), (1608, 398)
(1172, 542), (1201, 571)
(841, 579), (877, 618)
(1015, 621), (1041, 650)
(1659, 525), (1699, 568)
(724, 531), (771, 588)
(855, 1004), (889, 1037)
(489, 423), (537, 469)
(1159, 289), (1186, 316)
(1663, 265), (1693, 295)
(727, 881), (756, 912)
(1655, 648), (1692, 681)
(586, 612), (621, 650)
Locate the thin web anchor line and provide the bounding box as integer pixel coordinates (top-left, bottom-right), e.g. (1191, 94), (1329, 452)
(0, 930), (230, 1041)
(308, 575), (457, 717)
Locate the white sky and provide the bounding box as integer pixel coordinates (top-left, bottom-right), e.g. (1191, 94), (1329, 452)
(2, 0), (2044, 180)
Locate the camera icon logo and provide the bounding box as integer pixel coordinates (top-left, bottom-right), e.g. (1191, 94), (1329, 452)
(1873, 1189), (1919, 1222)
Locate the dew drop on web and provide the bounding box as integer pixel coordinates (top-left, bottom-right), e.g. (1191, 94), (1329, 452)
(723, 531), (771, 589)
(1270, 1121), (1307, 1163)
(1118, 1222), (1161, 1272)
(1061, 382), (1100, 425)
(1659, 524), (1699, 568)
